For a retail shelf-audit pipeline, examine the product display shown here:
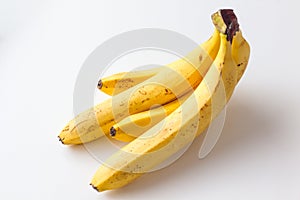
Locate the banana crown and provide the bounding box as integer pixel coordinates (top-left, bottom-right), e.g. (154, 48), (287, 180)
(212, 9), (239, 43)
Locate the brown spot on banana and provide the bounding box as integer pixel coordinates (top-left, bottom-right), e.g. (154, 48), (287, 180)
(199, 55), (203, 62)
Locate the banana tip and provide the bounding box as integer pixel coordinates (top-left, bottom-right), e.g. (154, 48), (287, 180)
(58, 136), (65, 144)
(110, 127), (116, 137)
(97, 80), (103, 89)
(90, 183), (100, 192)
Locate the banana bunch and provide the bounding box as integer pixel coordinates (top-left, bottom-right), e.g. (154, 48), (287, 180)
(58, 9), (250, 192)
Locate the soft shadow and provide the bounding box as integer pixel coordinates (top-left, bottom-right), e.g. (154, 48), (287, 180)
(60, 143), (89, 159)
(103, 91), (281, 198)
(68, 143), (87, 153)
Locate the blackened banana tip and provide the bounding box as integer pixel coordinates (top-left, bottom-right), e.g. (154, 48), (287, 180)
(58, 136), (64, 144)
(110, 127), (116, 137)
(90, 183), (100, 192)
(97, 80), (103, 89)
(220, 9), (239, 43)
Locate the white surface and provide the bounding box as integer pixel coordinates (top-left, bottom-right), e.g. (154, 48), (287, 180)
(1, 0), (300, 199)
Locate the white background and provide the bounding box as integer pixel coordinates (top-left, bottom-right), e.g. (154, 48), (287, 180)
(1, 0), (300, 199)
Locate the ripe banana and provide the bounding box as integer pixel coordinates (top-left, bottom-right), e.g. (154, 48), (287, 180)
(98, 67), (161, 96)
(58, 28), (220, 145)
(98, 29), (223, 96)
(109, 30), (250, 143)
(90, 9), (247, 191)
(110, 91), (192, 142)
(99, 26), (249, 97)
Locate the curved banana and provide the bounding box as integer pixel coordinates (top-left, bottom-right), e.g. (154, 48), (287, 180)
(110, 91), (191, 142)
(100, 30), (250, 96)
(98, 27), (249, 97)
(98, 67), (161, 96)
(97, 31), (249, 144)
(58, 28), (220, 145)
(90, 9), (246, 191)
(109, 30), (250, 143)
(98, 29), (222, 96)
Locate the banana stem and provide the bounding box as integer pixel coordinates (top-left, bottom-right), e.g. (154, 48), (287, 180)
(212, 9), (239, 43)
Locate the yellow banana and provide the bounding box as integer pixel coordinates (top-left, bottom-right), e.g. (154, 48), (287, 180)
(110, 91), (192, 142)
(98, 67), (161, 95)
(101, 27), (248, 98)
(90, 9), (247, 191)
(58, 28), (220, 145)
(96, 30), (249, 144)
(109, 30), (250, 143)
(98, 29), (222, 96)
(98, 26), (248, 97)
